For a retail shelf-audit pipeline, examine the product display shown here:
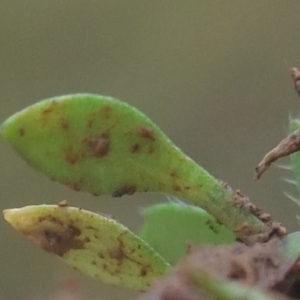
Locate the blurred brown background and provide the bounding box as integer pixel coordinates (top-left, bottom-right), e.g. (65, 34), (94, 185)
(1, 1), (300, 299)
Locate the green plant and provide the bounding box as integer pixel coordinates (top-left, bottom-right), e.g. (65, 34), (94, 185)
(2, 81), (300, 299)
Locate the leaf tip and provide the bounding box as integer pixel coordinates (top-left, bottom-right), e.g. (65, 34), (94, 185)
(3, 208), (23, 229)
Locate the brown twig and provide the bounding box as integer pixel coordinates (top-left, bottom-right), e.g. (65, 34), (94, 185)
(255, 67), (300, 180)
(255, 129), (300, 180)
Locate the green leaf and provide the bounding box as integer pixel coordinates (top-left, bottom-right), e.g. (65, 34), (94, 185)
(281, 119), (300, 261)
(1, 94), (269, 240)
(289, 119), (300, 200)
(282, 231), (300, 261)
(139, 202), (235, 265)
(3, 205), (170, 291)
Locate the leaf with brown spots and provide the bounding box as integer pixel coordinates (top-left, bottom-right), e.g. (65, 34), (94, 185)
(3, 205), (170, 291)
(1, 94), (273, 241)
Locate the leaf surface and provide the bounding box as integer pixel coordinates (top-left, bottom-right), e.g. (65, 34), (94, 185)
(139, 202), (235, 264)
(3, 205), (169, 290)
(282, 231), (300, 261)
(1, 94), (268, 239)
(289, 119), (300, 198)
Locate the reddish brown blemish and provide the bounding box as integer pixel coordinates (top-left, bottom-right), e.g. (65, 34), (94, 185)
(130, 143), (140, 153)
(102, 105), (113, 119)
(41, 100), (58, 116)
(42, 107), (52, 115)
(60, 118), (69, 130)
(84, 135), (109, 158)
(39, 215), (64, 227)
(37, 223), (83, 256)
(112, 185), (136, 197)
(64, 145), (81, 164)
(172, 184), (182, 192)
(19, 128), (25, 136)
(137, 126), (156, 141)
(147, 145), (154, 154)
(170, 169), (178, 178)
(83, 237), (91, 243)
(140, 266), (148, 276)
(109, 248), (124, 262)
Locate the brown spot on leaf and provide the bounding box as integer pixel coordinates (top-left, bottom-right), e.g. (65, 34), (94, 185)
(130, 143), (141, 153)
(109, 248), (125, 263)
(87, 117), (94, 128)
(138, 126), (156, 141)
(64, 134), (109, 165)
(170, 169), (178, 178)
(147, 145), (154, 154)
(19, 128), (25, 136)
(28, 218), (84, 257)
(60, 118), (69, 130)
(172, 184), (182, 192)
(113, 185), (136, 197)
(84, 135), (109, 158)
(102, 105), (113, 119)
(107, 233), (153, 278)
(205, 220), (219, 234)
(43, 226), (83, 256)
(41, 100), (58, 116)
(140, 266), (148, 277)
(83, 236), (90, 243)
(64, 145), (81, 164)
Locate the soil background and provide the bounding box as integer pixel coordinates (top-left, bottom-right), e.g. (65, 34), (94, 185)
(1, 2), (300, 299)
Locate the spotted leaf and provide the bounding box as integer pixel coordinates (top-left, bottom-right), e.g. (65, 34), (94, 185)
(3, 205), (170, 290)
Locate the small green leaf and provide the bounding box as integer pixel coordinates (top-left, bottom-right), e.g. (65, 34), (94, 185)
(289, 119), (300, 199)
(1, 94), (269, 239)
(3, 205), (170, 291)
(282, 231), (300, 261)
(139, 202), (235, 265)
(280, 119), (300, 260)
